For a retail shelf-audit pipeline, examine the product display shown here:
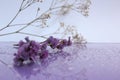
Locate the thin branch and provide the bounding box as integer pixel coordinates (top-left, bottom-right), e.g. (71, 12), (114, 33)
(18, 32), (47, 38)
(21, 2), (35, 10)
(35, 8), (40, 18)
(9, 23), (27, 27)
(0, 0), (25, 31)
(16, 18), (40, 32)
(16, 8), (52, 32)
(0, 59), (8, 66)
(0, 0), (91, 40)
(49, 0), (55, 9)
(0, 5), (63, 36)
(0, 32), (17, 36)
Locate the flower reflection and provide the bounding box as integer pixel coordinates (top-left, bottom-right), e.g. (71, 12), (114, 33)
(13, 50), (71, 79)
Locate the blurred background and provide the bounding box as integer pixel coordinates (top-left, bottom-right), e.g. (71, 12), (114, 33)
(0, 0), (120, 43)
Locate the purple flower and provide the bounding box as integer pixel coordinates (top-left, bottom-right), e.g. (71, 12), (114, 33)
(14, 37), (40, 66)
(50, 38), (59, 49)
(57, 44), (64, 49)
(30, 41), (40, 53)
(67, 37), (72, 46)
(13, 36), (72, 66)
(17, 43), (30, 60)
(25, 37), (30, 42)
(46, 36), (54, 44)
(13, 55), (24, 66)
(41, 43), (47, 50)
(46, 36), (59, 49)
(61, 39), (68, 46)
(56, 37), (72, 49)
(18, 40), (25, 47)
(40, 50), (49, 59)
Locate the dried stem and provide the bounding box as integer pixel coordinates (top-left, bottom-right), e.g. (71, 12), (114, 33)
(0, 0), (25, 31)
(18, 32), (47, 38)
(0, 0), (91, 41)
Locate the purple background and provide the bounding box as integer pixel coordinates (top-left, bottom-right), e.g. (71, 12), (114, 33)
(0, 42), (120, 80)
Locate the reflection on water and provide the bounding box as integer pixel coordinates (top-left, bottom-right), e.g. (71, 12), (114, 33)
(13, 50), (87, 80)
(0, 42), (88, 80)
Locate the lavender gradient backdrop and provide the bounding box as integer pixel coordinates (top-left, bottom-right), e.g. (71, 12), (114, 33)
(0, 42), (120, 80)
(0, 0), (120, 42)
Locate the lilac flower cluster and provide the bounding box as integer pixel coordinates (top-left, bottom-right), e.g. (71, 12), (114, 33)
(46, 36), (72, 49)
(13, 36), (72, 66)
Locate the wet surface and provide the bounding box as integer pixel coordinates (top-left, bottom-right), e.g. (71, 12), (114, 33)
(0, 42), (120, 80)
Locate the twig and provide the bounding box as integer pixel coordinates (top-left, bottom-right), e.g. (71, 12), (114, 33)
(9, 23), (27, 27)
(0, 0), (25, 31)
(18, 32), (47, 38)
(0, 0), (91, 40)
(0, 32), (17, 36)
(0, 59), (8, 66)
(16, 6), (62, 32)
(49, 0), (55, 9)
